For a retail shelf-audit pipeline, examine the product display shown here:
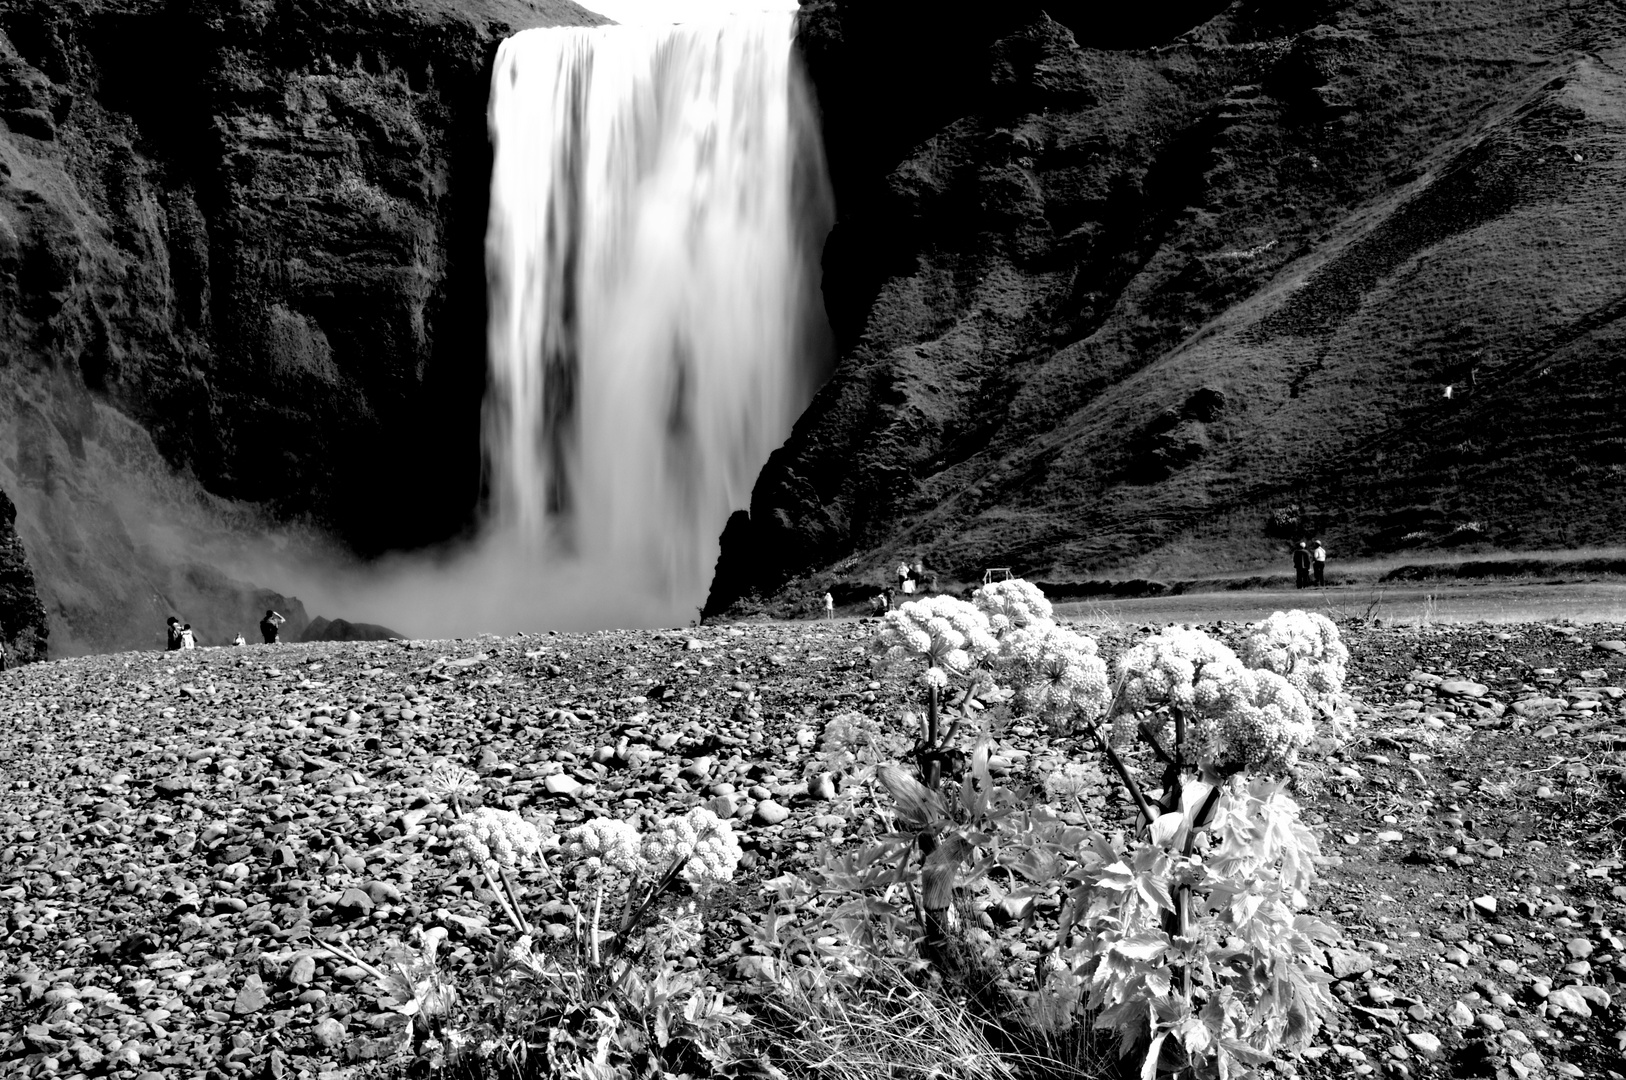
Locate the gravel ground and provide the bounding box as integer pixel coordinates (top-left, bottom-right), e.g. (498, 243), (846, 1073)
(1, 618), (1624, 1080)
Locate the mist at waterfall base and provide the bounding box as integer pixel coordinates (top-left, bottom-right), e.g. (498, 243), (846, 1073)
(249, 11), (833, 639)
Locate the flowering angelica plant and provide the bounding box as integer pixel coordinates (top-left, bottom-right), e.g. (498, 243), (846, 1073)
(972, 577), (1054, 633)
(449, 806), (550, 876)
(1116, 628), (1314, 781)
(1238, 610), (1355, 750)
(872, 595), (999, 787)
(872, 594), (999, 681)
(999, 619), (1111, 732)
(640, 806), (743, 890)
(563, 817), (644, 879)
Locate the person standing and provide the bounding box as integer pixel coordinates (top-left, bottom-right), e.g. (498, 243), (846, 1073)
(1292, 542), (1311, 589)
(259, 609), (286, 644)
(165, 616), (185, 651)
(1312, 540), (1327, 587)
(179, 623), (196, 649)
(823, 591), (834, 620)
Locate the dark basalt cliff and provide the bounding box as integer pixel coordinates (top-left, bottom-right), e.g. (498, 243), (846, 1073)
(0, 487), (47, 664)
(708, 0), (1626, 614)
(0, 0), (603, 653)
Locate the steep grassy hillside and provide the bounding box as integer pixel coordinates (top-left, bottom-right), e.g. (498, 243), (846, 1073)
(708, 0), (1626, 614)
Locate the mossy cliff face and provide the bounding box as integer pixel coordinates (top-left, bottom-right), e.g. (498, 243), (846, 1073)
(0, 486), (47, 664)
(708, 0), (1626, 615)
(0, 0), (603, 654)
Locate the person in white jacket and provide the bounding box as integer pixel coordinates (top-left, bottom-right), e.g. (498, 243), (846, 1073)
(1312, 541), (1327, 587)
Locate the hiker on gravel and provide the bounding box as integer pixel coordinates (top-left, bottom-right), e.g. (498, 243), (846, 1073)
(259, 609), (286, 644)
(1312, 540), (1327, 587)
(166, 616), (185, 651)
(1292, 542), (1311, 589)
(823, 591), (834, 620)
(179, 623), (196, 650)
(231, 633), (246, 646)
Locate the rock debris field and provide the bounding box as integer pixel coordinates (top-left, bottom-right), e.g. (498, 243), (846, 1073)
(2, 619), (1625, 1080)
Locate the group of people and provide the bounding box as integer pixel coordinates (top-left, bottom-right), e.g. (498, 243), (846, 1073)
(896, 559), (928, 595)
(1291, 540), (1328, 588)
(164, 609), (286, 651)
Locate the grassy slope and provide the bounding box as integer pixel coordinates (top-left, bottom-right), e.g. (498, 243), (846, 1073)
(745, 1), (1626, 606)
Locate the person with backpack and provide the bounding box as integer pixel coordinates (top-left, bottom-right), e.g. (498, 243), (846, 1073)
(259, 609), (286, 644)
(165, 616), (185, 651)
(1292, 542), (1311, 589)
(179, 623), (196, 649)
(1312, 540), (1327, 587)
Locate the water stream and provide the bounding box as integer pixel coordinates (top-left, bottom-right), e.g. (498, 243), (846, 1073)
(484, 12), (831, 621)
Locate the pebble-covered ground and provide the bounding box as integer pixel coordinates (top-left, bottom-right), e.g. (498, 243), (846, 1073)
(1, 618), (1624, 1080)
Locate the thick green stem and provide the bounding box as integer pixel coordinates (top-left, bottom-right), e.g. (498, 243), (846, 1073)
(923, 684), (942, 791)
(1093, 728), (1159, 827)
(1171, 786), (1225, 999)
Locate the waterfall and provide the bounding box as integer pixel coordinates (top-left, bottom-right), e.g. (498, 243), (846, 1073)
(484, 12), (831, 620)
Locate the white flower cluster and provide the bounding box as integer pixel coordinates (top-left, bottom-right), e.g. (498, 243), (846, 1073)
(1186, 665), (1315, 776)
(873, 595), (998, 679)
(813, 711), (911, 774)
(972, 578), (1053, 632)
(561, 808), (742, 890)
(562, 817), (643, 877)
(1117, 627), (1243, 713)
(425, 761), (481, 803)
(999, 619), (1111, 728)
(1238, 610), (1349, 707)
(1117, 628), (1313, 776)
(448, 807), (548, 873)
(640, 806), (742, 888)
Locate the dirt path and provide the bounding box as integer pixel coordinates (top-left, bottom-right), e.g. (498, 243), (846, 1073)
(1056, 582), (1626, 628)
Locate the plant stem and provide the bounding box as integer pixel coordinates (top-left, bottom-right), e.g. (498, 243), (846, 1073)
(484, 865), (528, 934)
(590, 881), (603, 968)
(1172, 786), (1225, 999)
(603, 855), (690, 962)
(1093, 728), (1159, 826)
(923, 685), (942, 791)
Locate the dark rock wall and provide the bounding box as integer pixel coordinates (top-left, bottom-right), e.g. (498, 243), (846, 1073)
(0, 486), (48, 664)
(0, 0), (603, 555)
(707, 0), (1626, 614)
(0, 0), (604, 654)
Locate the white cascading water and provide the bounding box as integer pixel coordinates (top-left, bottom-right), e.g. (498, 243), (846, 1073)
(484, 12), (831, 622)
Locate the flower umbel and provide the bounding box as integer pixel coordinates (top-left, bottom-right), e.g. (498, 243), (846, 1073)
(641, 806), (743, 889)
(998, 619), (1111, 729)
(448, 807), (549, 875)
(972, 578), (1054, 632)
(1238, 610), (1350, 708)
(872, 595), (999, 678)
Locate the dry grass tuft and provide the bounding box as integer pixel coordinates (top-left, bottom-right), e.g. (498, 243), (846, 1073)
(759, 955), (1106, 1080)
